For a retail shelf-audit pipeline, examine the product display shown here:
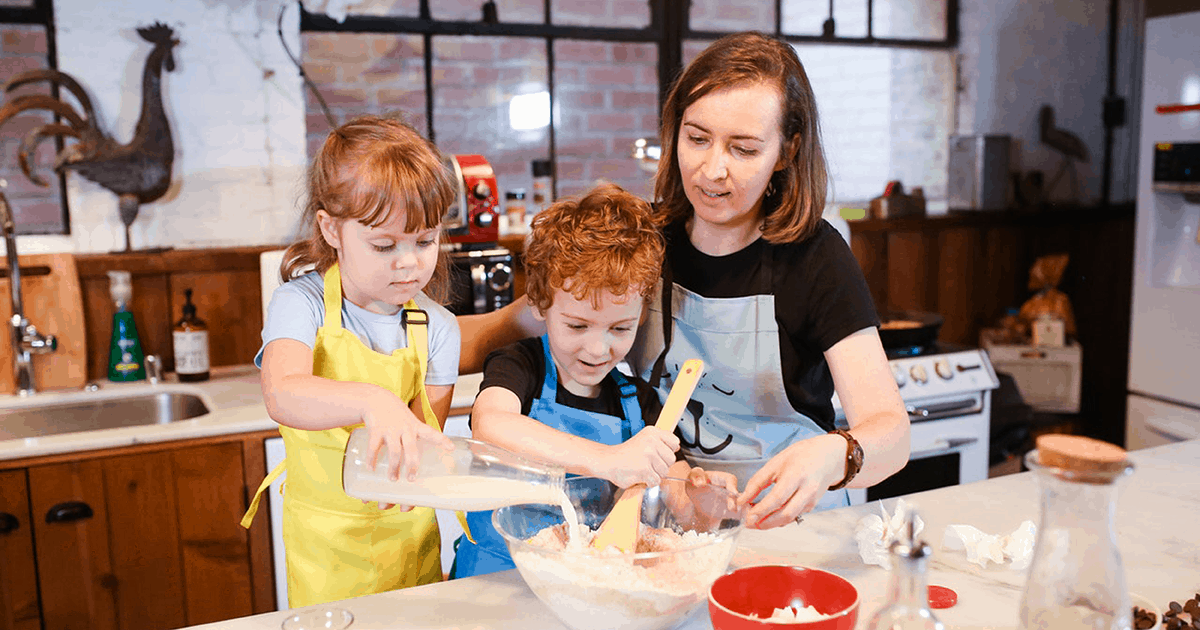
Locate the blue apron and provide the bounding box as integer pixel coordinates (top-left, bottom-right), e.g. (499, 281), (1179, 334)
(450, 335), (645, 578)
(626, 240), (850, 511)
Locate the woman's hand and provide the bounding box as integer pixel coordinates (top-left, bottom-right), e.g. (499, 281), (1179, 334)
(738, 433), (846, 529)
(599, 427), (680, 488)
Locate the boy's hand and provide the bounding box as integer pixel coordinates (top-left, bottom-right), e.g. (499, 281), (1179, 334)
(601, 426), (679, 488)
(362, 390), (454, 486)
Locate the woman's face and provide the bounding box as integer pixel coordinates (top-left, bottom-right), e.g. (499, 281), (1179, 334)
(676, 82), (788, 235)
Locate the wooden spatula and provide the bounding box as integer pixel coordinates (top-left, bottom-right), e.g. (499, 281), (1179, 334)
(590, 359), (704, 552)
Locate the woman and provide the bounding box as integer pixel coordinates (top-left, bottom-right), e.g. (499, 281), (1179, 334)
(461, 32), (908, 530)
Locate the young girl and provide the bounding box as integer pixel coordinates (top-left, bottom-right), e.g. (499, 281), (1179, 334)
(240, 115), (461, 606)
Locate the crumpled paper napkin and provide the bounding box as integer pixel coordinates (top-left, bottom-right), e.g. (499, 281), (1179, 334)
(854, 498), (925, 569)
(941, 520), (1037, 569)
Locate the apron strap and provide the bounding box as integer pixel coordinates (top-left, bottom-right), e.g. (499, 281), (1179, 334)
(322, 264), (344, 331)
(240, 458), (286, 529)
(404, 305), (475, 543)
(649, 262), (674, 388)
(537, 334), (559, 400)
(610, 370), (645, 441)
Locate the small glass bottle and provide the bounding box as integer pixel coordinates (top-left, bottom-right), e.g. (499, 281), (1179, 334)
(864, 506), (945, 630)
(173, 288), (210, 382)
(504, 190), (527, 235)
(342, 427), (567, 511)
(1018, 435), (1134, 630)
(531, 158), (553, 214)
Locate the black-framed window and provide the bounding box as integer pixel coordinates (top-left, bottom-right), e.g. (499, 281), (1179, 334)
(0, 0), (68, 235)
(301, 0), (958, 212)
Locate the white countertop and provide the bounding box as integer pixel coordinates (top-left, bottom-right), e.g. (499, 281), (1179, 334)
(0, 367), (486, 463)
(183, 438), (1200, 630)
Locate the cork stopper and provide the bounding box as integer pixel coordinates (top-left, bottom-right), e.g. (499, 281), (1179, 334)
(1036, 434), (1128, 474)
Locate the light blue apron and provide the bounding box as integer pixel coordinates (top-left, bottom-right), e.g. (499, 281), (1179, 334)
(451, 335), (645, 578)
(626, 243), (849, 511)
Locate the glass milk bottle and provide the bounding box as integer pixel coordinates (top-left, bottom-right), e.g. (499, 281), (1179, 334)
(342, 428), (567, 511)
(864, 506), (945, 630)
(1019, 434), (1135, 630)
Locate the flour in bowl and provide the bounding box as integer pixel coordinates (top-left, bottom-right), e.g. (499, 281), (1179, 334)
(751, 604), (831, 622)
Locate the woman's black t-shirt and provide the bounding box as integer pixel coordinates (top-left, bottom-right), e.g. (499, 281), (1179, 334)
(662, 219), (880, 431)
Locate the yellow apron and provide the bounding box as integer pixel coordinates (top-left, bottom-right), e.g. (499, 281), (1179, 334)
(241, 264), (461, 607)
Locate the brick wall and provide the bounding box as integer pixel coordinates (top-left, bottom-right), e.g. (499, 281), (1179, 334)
(0, 23), (64, 234)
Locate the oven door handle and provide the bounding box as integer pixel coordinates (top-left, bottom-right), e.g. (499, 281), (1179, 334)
(910, 437), (979, 460)
(906, 398), (982, 420)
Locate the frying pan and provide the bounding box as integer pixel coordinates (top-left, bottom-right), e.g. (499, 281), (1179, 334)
(877, 309), (944, 350)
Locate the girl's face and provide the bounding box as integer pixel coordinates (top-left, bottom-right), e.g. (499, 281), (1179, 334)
(318, 207), (440, 315)
(533, 285), (644, 398)
(676, 82), (789, 239)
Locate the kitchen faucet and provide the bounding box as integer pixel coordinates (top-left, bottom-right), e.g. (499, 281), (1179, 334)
(0, 190), (57, 396)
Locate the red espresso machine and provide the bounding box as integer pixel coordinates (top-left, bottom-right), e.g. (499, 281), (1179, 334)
(442, 154), (513, 314)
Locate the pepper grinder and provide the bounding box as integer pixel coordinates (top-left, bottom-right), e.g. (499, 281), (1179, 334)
(863, 505), (945, 630)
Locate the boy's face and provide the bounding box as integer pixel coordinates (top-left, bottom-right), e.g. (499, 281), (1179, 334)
(534, 284), (644, 398)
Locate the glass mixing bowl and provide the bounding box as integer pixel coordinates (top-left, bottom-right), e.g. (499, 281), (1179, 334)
(494, 476), (747, 630)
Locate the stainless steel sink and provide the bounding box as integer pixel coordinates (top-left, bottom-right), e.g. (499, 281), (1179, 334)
(0, 389), (212, 440)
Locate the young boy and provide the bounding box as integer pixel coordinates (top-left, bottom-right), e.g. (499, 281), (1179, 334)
(450, 183), (729, 578)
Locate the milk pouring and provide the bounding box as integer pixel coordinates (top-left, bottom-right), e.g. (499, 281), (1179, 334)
(342, 427), (570, 513)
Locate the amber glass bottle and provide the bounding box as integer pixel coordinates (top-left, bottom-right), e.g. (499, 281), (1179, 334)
(173, 288), (210, 382)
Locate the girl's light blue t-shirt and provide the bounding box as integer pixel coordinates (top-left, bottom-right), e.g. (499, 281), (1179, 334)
(255, 271), (460, 386)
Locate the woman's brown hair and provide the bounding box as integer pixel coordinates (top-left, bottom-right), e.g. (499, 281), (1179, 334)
(524, 183), (664, 312)
(281, 114), (456, 303)
(654, 31), (829, 244)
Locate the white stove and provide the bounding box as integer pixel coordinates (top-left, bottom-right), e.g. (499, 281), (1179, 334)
(833, 346), (1000, 504)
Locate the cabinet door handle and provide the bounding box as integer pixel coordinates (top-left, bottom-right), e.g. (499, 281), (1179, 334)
(46, 501), (94, 524)
(0, 512), (18, 534)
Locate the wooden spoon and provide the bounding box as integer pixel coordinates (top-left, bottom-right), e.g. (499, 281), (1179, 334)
(590, 359), (704, 552)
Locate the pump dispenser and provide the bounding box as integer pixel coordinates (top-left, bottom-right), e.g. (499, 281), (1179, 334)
(107, 271), (146, 381)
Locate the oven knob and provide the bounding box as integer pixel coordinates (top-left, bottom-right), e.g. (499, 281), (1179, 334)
(935, 358), (954, 380)
(488, 263), (512, 292)
(472, 182), (492, 200)
(891, 364), (907, 388)
(909, 364), (928, 385)
(474, 211), (495, 228)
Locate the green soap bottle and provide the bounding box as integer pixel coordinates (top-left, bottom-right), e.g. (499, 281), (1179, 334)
(107, 270), (146, 382)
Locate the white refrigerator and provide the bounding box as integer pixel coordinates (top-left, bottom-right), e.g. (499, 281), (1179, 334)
(1127, 9), (1200, 449)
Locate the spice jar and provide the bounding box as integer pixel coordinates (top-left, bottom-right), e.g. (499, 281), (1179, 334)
(1018, 434), (1134, 630)
(504, 190), (528, 235)
(531, 158), (553, 214)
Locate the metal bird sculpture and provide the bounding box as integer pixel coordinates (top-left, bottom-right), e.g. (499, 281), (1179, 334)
(0, 22), (179, 252)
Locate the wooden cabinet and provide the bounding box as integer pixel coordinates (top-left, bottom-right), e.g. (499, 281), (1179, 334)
(0, 433), (277, 630)
(0, 470), (40, 630)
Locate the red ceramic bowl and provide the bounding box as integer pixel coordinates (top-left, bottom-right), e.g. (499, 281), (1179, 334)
(708, 565), (859, 630)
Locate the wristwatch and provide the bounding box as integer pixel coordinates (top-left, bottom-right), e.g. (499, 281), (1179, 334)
(828, 429), (864, 491)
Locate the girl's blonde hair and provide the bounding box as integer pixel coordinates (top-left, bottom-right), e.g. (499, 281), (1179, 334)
(655, 31), (829, 244)
(282, 115), (456, 303)
(524, 183), (664, 312)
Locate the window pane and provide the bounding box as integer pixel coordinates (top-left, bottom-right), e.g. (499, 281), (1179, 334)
(552, 0), (650, 28)
(0, 23), (66, 234)
(431, 0), (543, 23)
(689, 0), (774, 32)
(872, 0), (948, 40)
(301, 33), (427, 158)
(783, 0), (867, 39)
(314, 0), (420, 18)
(553, 40), (657, 201)
(433, 36), (549, 208)
(794, 44), (954, 210)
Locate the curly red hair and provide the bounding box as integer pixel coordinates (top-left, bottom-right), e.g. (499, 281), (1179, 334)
(524, 183), (664, 312)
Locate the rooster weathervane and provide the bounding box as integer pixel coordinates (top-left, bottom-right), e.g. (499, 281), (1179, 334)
(0, 22), (179, 252)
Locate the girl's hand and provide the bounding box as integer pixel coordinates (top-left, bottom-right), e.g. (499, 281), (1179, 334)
(737, 434), (846, 529)
(601, 427), (679, 488)
(362, 390), (454, 485)
(683, 466), (739, 495)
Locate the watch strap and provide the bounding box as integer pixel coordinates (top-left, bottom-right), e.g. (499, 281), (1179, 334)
(828, 429), (864, 491)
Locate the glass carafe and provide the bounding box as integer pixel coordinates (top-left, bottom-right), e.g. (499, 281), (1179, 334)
(1018, 448), (1135, 630)
(342, 427), (567, 511)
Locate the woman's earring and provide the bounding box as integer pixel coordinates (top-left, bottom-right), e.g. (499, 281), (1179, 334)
(765, 179), (777, 197)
